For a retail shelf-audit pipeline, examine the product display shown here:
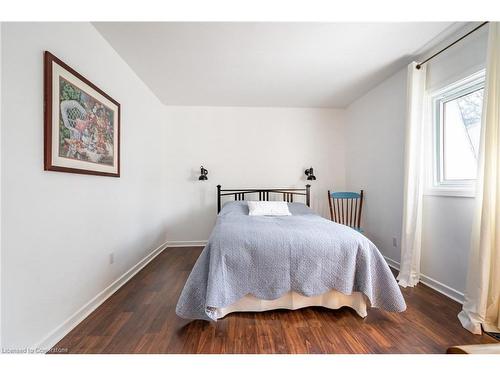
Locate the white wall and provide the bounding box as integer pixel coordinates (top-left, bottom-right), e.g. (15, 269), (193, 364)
(345, 26), (488, 300)
(426, 26), (488, 92)
(1, 23), (168, 349)
(345, 70), (407, 263)
(420, 196), (476, 295)
(164, 106), (346, 241)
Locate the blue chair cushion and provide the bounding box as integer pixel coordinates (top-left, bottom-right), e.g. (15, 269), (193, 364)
(331, 191), (361, 199)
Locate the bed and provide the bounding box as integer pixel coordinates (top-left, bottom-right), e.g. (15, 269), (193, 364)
(176, 185), (406, 321)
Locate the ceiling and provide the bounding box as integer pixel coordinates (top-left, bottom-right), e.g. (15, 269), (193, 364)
(94, 22), (465, 108)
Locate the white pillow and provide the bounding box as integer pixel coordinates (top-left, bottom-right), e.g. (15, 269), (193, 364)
(247, 201), (291, 216)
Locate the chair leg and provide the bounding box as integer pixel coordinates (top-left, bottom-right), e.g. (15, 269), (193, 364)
(327, 190), (334, 221)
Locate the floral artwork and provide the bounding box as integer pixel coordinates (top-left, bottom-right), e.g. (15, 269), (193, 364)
(44, 51), (120, 177)
(59, 77), (115, 166)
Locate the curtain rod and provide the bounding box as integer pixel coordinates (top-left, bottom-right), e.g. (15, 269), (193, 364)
(416, 22), (489, 70)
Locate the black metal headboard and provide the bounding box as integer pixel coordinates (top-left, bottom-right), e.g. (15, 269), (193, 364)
(217, 185), (311, 213)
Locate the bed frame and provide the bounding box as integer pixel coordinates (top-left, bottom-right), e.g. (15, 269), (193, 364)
(217, 184), (311, 213)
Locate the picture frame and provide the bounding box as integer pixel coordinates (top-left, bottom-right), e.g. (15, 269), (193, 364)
(44, 51), (120, 177)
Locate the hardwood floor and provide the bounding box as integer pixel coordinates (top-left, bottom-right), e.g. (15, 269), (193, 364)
(53, 246), (496, 354)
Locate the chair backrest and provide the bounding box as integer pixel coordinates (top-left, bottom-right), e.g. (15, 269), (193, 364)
(327, 190), (364, 229)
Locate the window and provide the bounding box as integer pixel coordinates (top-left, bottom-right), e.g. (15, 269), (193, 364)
(430, 71), (485, 195)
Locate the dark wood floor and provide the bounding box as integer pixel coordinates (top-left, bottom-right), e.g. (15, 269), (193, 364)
(53, 246), (496, 354)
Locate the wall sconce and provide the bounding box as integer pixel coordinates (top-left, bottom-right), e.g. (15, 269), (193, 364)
(199, 166), (208, 181)
(304, 167), (316, 181)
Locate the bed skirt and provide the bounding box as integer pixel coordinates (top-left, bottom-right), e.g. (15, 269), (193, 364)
(215, 290), (369, 319)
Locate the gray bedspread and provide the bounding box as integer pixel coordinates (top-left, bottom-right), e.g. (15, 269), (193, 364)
(176, 201), (406, 320)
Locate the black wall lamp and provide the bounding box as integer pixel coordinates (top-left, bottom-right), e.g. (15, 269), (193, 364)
(199, 166), (209, 181)
(305, 167), (316, 181)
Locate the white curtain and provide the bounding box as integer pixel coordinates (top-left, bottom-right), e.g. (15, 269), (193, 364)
(397, 62), (427, 288)
(459, 22), (500, 335)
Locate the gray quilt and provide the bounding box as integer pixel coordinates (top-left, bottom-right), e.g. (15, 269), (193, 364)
(176, 201), (406, 320)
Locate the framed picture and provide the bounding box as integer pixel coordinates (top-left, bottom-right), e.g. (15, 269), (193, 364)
(44, 51), (120, 177)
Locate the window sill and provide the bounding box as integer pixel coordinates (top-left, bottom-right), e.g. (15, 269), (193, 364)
(424, 187), (476, 198)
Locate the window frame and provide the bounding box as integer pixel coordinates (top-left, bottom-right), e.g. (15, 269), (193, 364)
(427, 70), (485, 198)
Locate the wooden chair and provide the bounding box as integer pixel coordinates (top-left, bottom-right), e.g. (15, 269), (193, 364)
(327, 190), (364, 231)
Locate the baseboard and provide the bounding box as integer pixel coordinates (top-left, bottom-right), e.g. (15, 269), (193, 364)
(34, 241), (168, 353)
(420, 274), (465, 304)
(383, 255), (464, 304)
(383, 256), (401, 271)
(165, 240), (207, 248)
